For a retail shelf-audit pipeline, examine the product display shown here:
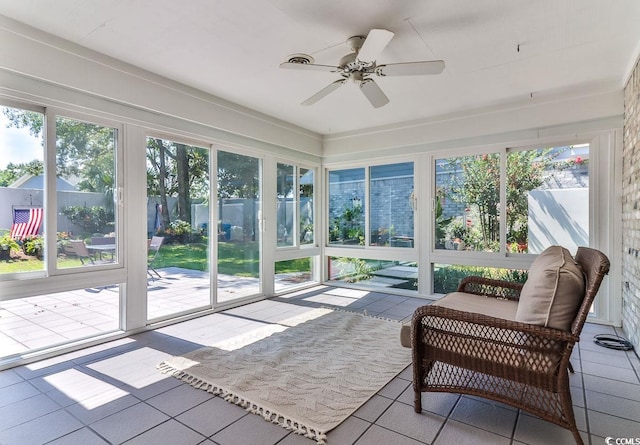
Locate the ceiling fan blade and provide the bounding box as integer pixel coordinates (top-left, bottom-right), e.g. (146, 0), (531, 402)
(357, 29), (394, 62)
(376, 60), (445, 76)
(360, 79), (389, 108)
(301, 79), (347, 106)
(280, 62), (340, 73)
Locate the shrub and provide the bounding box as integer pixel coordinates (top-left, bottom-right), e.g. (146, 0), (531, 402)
(61, 205), (114, 235)
(22, 235), (44, 258)
(0, 233), (20, 253)
(434, 264), (528, 294)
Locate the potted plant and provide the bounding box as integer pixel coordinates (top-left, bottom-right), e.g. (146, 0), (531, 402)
(0, 234), (20, 261)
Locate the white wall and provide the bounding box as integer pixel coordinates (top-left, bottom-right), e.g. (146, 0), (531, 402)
(323, 92), (622, 161)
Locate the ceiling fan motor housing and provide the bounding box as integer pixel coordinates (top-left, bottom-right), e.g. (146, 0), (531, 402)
(285, 53), (315, 64)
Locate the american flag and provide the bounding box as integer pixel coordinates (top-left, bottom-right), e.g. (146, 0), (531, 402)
(10, 208), (43, 240)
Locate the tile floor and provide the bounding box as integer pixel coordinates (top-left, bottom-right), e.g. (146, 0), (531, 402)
(0, 285), (638, 445)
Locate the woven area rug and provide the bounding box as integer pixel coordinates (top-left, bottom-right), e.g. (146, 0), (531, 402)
(158, 308), (411, 444)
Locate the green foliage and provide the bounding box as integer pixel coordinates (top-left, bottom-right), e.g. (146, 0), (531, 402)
(168, 219), (191, 236)
(434, 265), (528, 294)
(0, 233), (20, 253)
(61, 206), (114, 235)
(434, 189), (453, 245)
(329, 204), (365, 245)
(445, 218), (467, 240)
(22, 235), (44, 258)
(334, 257), (372, 282)
(3, 109), (115, 196)
(275, 257), (310, 274)
(447, 154), (500, 249)
(216, 150), (259, 199)
(444, 149), (554, 250)
(0, 160), (44, 187)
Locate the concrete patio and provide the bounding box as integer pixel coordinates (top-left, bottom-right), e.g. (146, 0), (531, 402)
(0, 267), (313, 360)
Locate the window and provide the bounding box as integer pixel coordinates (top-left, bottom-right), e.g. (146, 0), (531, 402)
(506, 144), (589, 254)
(299, 167), (314, 246)
(431, 143), (591, 293)
(434, 153), (500, 252)
(276, 163), (294, 247)
(0, 106), (45, 275)
(275, 257), (314, 292)
(217, 150), (262, 302)
(146, 136), (211, 320)
(276, 163), (315, 248)
(328, 168), (365, 246)
(56, 116), (119, 269)
(328, 256), (418, 292)
(369, 162), (414, 248)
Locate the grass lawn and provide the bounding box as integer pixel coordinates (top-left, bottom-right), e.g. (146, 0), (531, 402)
(0, 255), (86, 273)
(1, 241), (311, 276)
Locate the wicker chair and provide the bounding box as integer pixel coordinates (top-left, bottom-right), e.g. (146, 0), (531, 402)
(410, 247), (610, 445)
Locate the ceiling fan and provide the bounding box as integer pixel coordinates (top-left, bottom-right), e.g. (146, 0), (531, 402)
(280, 29), (445, 108)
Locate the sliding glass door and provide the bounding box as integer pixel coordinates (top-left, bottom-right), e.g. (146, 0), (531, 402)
(146, 136), (211, 321)
(217, 150), (262, 303)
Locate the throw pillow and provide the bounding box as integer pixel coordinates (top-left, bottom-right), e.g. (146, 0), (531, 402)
(515, 245), (585, 331)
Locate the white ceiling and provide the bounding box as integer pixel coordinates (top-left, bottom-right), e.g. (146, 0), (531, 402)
(1, 0), (639, 135)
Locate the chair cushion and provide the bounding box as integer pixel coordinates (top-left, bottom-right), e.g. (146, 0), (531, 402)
(399, 292), (519, 348)
(515, 245), (585, 331)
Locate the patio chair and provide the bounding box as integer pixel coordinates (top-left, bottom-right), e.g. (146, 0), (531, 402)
(405, 246), (609, 445)
(67, 240), (95, 265)
(147, 236), (164, 280)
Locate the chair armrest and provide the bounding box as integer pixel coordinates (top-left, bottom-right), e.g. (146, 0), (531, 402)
(457, 276), (524, 301)
(411, 305), (578, 377)
(412, 304), (577, 344)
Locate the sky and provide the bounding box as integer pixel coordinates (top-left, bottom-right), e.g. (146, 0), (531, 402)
(0, 111), (43, 170)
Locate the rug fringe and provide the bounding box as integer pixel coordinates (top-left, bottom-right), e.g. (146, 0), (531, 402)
(157, 361), (328, 445)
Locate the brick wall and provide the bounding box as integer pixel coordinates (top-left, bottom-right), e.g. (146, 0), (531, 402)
(622, 55), (640, 349)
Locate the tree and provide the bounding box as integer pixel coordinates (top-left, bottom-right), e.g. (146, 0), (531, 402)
(217, 151), (259, 199)
(505, 149), (552, 244)
(447, 150), (552, 250)
(448, 153), (501, 249)
(3, 109), (115, 195)
(147, 138), (209, 228)
(0, 160), (44, 187)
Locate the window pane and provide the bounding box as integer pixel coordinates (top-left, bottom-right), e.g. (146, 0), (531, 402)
(435, 154), (500, 252)
(277, 163), (294, 247)
(328, 168), (365, 246)
(217, 150), (261, 302)
(328, 256), (418, 292)
(56, 117), (118, 269)
(507, 145), (589, 254)
(275, 257), (315, 292)
(369, 162), (414, 248)
(146, 137), (211, 320)
(299, 167), (314, 245)
(433, 263), (527, 294)
(0, 106), (45, 275)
